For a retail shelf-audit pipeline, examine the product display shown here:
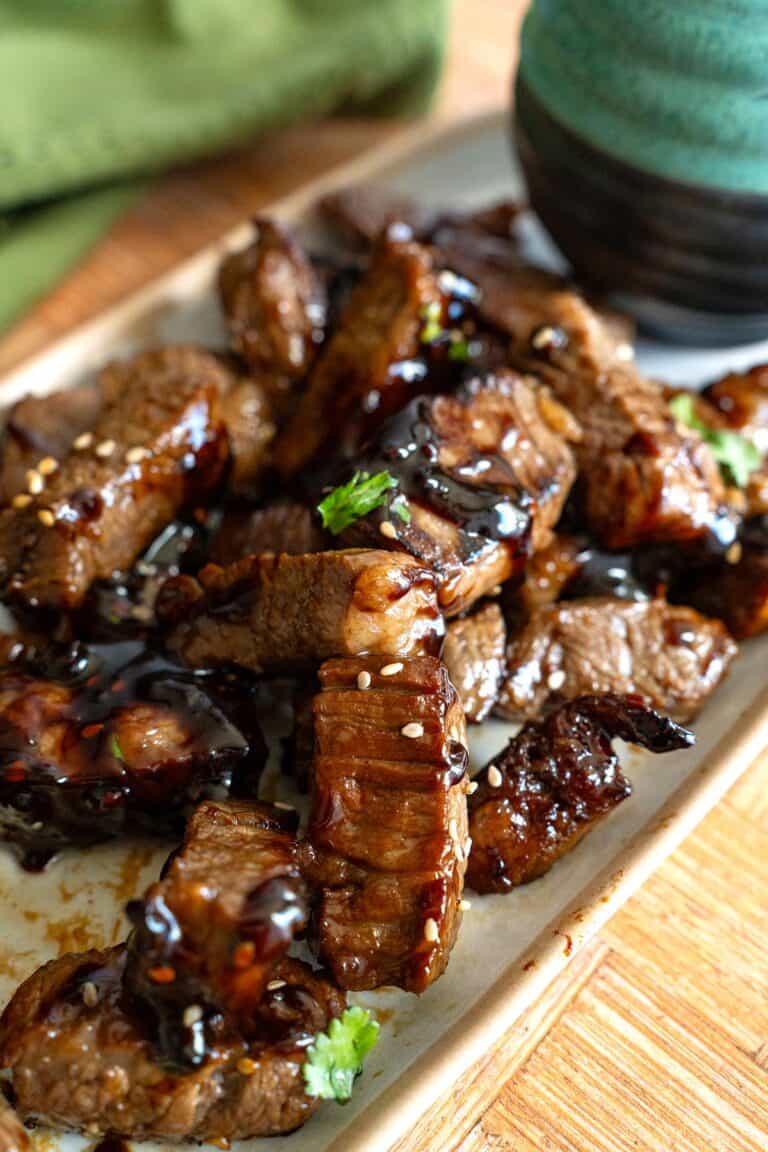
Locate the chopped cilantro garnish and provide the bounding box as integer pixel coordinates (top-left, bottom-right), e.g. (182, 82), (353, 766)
(669, 392), (761, 488)
(420, 300), (443, 344)
(110, 734), (125, 762)
(317, 471), (399, 535)
(448, 337), (470, 361)
(391, 494), (411, 524)
(303, 1006), (380, 1103)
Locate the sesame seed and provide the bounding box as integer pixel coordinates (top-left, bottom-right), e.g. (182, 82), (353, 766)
(74, 432), (93, 450)
(273, 801), (295, 811)
(531, 325), (557, 350)
(459, 899), (472, 912)
(401, 722), (424, 739)
(81, 981), (99, 1007)
(37, 509), (55, 527)
(126, 446), (149, 464)
(95, 439), (116, 458)
(490, 585), (503, 596)
(424, 917), (439, 943)
(237, 1057), (258, 1077)
(11, 493), (31, 509)
(465, 837), (473, 856)
(487, 764), (503, 788)
(183, 1004), (203, 1027)
(357, 670), (372, 690)
(26, 470), (43, 495)
(547, 669), (566, 691)
(466, 780), (478, 795)
(448, 818), (459, 842)
(37, 456), (58, 476)
(379, 520), (397, 540)
(266, 979), (287, 991)
(615, 342), (634, 363)
(726, 541), (742, 565)
(380, 662), (403, 677)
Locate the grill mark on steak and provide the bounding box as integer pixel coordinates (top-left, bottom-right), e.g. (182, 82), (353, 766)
(467, 694), (693, 893)
(443, 602), (506, 723)
(300, 655), (470, 993)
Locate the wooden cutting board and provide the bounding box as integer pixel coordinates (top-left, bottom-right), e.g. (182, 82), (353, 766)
(0, 3), (766, 1149)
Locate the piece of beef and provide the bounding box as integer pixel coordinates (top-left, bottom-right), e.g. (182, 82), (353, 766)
(210, 502), (329, 567)
(159, 549), (444, 674)
(468, 694), (693, 892)
(282, 681), (317, 793)
(338, 373), (580, 615)
(0, 347), (236, 612)
(0, 382), (102, 508)
(0, 638), (265, 868)
(509, 533), (586, 622)
(0, 948), (343, 1142)
(300, 655), (470, 993)
(218, 218), (326, 402)
(276, 233), (443, 475)
(680, 515), (768, 639)
(443, 602), (506, 722)
(218, 372), (276, 498)
(496, 597), (736, 723)
(702, 364), (768, 518)
(441, 253), (733, 551)
(125, 799), (307, 1069)
(0, 1097), (28, 1152)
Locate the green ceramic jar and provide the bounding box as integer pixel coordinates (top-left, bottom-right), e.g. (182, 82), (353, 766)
(515, 0), (768, 343)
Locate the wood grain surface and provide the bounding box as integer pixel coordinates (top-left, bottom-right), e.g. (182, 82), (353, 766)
(1, 3), (766, 1150)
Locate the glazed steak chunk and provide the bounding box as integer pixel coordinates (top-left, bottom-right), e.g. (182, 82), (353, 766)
(468, 694), (693, 892)
(159, 549), (444, 673)
(301, 655), (470, 993)
(0, 948), (343, 1142)
(211, 502), (329, 567)
(0, 1096), (28, 1152)
(277, 233), (443, 475)
(0, 381), (102, 508)
(497, 597), (737, 723)
(340, 373), (580, 616)
(219, 218), (326, 390)
(126, 799), (308, 1068)
(0, 639), (265, 867)
(702, 364), (768, 518)
(681, 515), (768, 639)
(0, 347), (234, 611)
(443, 602), (506, 723)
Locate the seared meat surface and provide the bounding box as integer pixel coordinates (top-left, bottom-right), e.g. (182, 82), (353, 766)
(443, 602), (506, 722)
(126, 799), (307, 1068)
(219, 218), (326, 400)
(159, 549), (444, 673)
(211, 502), (329, 567)
(497, 597), (736, 723)
(0, 638), (264, 867)
(681, 515), (768, 639)
(277, 234), (443, 475)
(301, 655), (470, 993)
(0, 1096), (28, 1152)
(339, 372), (580, 615)
(0, 382), (102, 508)
(468, 694), (693, 892)
(0, 947), (343, 1141)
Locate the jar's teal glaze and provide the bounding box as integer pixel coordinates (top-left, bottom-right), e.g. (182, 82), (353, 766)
(514, 1), (768, 342)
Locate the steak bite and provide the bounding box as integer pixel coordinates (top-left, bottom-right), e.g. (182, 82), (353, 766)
(211, 502), (329, 567)
(218, 371), (276, 498)
(702, 364), (768, 518)
(680, 515), (768, 639)
(338, 373), (580, 616)
(0, 947), (343, 1142)
(218, 218), (326, 397)
(497, 596), (737, 724)
(0, 638), (265, 868)
(159, 549), (444, 674)
(468, 694), (693, 893)
(276, 233), (443, 475)
(0, 1096), (28, 1152)
(301, 655), (470, 993)
(443, 602), (506, 723)
(125, 799), (307, 1068)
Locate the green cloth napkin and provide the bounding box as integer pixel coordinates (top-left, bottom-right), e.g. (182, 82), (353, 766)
(0, 0), (449, 331)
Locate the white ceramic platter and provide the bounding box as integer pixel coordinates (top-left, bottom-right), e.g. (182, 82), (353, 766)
(1, 112), (767, 1152)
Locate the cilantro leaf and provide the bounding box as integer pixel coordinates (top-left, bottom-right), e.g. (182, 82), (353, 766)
(110, 733), (125, 762)
(420, 300), (443, 344)
(317, 472), (399, 535)
(303, 1006), (380, 1103)
(448, 337), (470, 361)
(669, 392), (761, 488)
(391, 494), (411, 524)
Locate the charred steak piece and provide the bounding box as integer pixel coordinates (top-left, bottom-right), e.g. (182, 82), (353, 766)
(338, 373), (580, 616)
(218, 370), (276, 498)
(680, 515), (768, 639)
(125, 799), (307, 1068)
(444, 254), (733, 551)
(0, 638), (265, 868)
(468, 694), (693, 893)
(701, 364), (768, 519)
(0, 1096), (28, 1152)
(276, 233), (443, 475)
(443, 602), (506, 723)
(211, 502), (329, 567)
(0, 947), (343, 1142)
(159, 549), (444, 673)
(0, 382), (102, 508)
(219, 218), (326, 396)
(300, 655), (470, 993)
(0, 347), (236, 612)
(497, 596), (737, 724)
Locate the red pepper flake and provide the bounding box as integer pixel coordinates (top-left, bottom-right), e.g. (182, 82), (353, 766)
(148, 965), (176, 984)
(232, 942), (256, 969)
(82, 723), (104, 739)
